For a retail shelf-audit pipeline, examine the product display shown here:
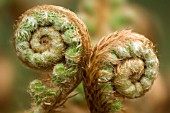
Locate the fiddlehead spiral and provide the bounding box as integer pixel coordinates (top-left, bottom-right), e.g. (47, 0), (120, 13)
(13, 5), (91, 112)
(84, 30), (159, 113)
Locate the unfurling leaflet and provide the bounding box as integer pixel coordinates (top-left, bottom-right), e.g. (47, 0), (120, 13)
(13, 5), (91, 112)
(83, 30), (159, 113)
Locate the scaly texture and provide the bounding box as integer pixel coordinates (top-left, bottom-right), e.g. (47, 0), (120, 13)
(13, 5), (91, 113)
(83, 30), (159, 113)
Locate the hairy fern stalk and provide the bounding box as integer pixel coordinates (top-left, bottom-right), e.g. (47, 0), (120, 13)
(13, 5), (91, 113)
(83, 30), (159, 113)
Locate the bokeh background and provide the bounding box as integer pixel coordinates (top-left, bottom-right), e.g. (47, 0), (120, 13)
(0, 0), (170, 113)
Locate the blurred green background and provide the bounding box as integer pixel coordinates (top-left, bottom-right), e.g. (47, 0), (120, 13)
(0, 0), (170, 113)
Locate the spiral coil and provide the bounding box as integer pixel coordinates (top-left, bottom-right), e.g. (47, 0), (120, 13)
(13, 5), (90, 111)
(84, 30), (159, 113)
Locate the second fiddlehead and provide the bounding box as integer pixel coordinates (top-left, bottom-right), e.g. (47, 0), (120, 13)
(84, 30), (159, 113)
(13, 5), (91, 113)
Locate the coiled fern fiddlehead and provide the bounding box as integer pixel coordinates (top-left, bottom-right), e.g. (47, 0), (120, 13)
(13, 4), (159, 113)
(83, 30), (159, 113)
(13, 5), (91, 113)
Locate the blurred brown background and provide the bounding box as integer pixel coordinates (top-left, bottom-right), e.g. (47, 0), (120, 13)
(0, 0), (170, 113)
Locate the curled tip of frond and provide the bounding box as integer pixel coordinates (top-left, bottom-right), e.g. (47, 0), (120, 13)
(84, 30), (159, 113)
(95, 30), (159, 98)
(13, 5), (91, 71)
(13, 5), (91, 112)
